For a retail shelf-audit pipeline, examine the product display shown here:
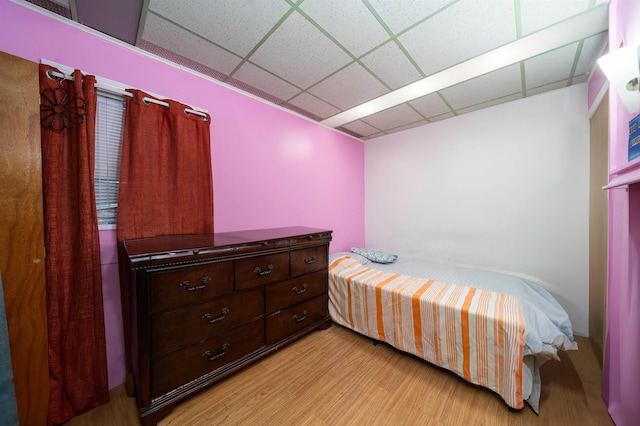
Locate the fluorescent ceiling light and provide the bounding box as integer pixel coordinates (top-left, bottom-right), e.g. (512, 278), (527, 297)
(321, 5), (609, 128)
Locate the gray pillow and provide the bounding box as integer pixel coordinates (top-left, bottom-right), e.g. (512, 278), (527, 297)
(350, 247), (398, 264)
(330, 251), (371, 265)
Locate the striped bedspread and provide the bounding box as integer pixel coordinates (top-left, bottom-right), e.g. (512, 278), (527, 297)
(329, 255), (525, 409)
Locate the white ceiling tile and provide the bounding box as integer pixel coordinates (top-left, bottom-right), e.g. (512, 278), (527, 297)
(525, 43), (577, 89)
(441, 64), (522, 110)
(233, 62), (301, 101)
(287, 92), (341, 120)
(409, 93), (451, 118)
(429, 112), (456, 123)
(519, 0), (590, 36)
(572, 74), (589, 84)
(148, 0), (290, 56)
(574, 32), (608, 76)
(141, 13), (241, 75)
(249, 11), (353, 89)
(300, 0), (390, 57)
(362, 132), (387, 140)
(362, 104), (424, 131)
(341, 120), (381, 137)
(456, 93), (522, 115)
(527, 80), (569, 97)
(360, 40), (423, 90)
(384, 119), (429, 135)
(399, 0), (517, 76)
(367, 0), (456, 34)
(308, 62), (389, 110)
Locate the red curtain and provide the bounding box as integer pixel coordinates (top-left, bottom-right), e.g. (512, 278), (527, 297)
(39, 65), (109, 425)
(116, 90), (213, 386)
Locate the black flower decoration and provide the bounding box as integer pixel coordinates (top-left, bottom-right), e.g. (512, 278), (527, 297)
(40, 87), (86, 131)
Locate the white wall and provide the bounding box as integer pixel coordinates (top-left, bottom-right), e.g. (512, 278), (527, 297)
(365, 85), (590, 336)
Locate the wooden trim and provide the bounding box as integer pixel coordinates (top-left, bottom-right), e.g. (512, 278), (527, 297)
(589, 91), (608, 368)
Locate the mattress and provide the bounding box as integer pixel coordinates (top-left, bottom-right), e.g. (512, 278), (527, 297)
(328, 253), (578, 412)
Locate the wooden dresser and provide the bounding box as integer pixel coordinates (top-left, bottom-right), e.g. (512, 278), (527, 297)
(123, 227), (332, 425)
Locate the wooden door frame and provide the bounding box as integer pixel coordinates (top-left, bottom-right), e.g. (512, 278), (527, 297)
(0, 51), (49, 425)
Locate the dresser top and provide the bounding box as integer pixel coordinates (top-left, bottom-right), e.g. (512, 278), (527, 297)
(123, 226), (332, 268)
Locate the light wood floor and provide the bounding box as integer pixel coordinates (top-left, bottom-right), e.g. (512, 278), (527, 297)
(66, 324), (613, 425)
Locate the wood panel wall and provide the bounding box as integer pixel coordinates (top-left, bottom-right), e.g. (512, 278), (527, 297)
(0, 51), (49, 425)
(589, 92), (609, 368)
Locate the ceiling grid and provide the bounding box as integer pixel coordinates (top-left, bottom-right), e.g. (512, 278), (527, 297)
(26, 0), (610, 140)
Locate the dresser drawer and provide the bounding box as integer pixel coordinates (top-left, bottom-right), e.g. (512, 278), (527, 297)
(151, 320), (264, 399)
(149, 261), (233, 312)
(150, 289), (264, 356)
(290, 246), (327, 277)
(124, 229), (333, 425)
(265, 270), (328, 313)
(266, 295), (328, 344)
(234, 252), (289, 289)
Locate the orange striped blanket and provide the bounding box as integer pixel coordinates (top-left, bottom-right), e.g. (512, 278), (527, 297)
(329, 255), (525, 409)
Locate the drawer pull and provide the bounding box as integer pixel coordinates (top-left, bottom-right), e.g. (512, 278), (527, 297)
(254, 264), (274, 276)
(202, 308), (230, 324)
(303, 256), (317, 264)
(180, 276), (211, 292)
(292, 283), (308, 295)
(293, 310), (308, 323)
(203, 343), (230, 362)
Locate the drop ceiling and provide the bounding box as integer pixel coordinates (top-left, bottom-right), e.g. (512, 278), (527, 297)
(26, 0), (609, 140)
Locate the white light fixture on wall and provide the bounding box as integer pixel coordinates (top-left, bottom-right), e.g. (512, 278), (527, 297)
(597, 44), (640, 113)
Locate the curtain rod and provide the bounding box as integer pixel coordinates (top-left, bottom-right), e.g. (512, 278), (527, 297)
(45, 69), (209, 121)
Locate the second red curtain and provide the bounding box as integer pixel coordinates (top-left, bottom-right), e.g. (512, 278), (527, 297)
(116, 89), (214, 386)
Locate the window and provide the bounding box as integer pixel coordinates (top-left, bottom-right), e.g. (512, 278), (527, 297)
(42, 60), (207, 229)
(94, 91), (125, 227)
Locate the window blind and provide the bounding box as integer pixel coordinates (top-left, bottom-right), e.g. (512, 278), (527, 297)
(95, 91), (124, 227)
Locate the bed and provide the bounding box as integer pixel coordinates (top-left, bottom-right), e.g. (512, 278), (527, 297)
(328, 251), (578, 413)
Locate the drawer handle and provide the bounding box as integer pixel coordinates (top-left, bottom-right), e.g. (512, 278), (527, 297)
(254, 264), (274, 276)
(292, 283), (308, 295)
(203, 343), (230, 362)
(293, 310), (308, 323)
(202, 308), (230, 324)
(303, 256), (317, 264)
(180, 276), (211, 292)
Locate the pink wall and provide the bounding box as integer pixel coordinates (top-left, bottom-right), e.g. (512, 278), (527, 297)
(602, 1), (640, 425)
(0, 0), (364, 388)
(608, 0), (640, 170)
